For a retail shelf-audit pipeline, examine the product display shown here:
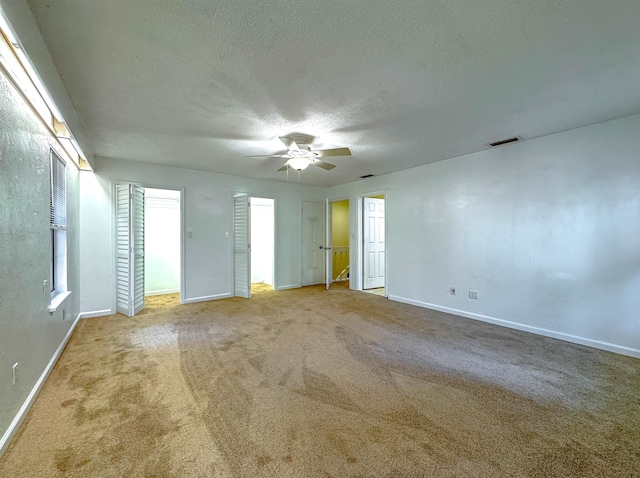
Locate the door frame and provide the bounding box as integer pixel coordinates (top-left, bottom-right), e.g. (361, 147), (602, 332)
(231, 193), (278, 295)
(251, 195), (277, 290)
(355, 190), (388, 295)
(112, 181), (186, 310)
(253, 196), (277, 289)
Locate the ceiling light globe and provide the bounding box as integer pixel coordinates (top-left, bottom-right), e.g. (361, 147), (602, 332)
(288, 157), (312, 170)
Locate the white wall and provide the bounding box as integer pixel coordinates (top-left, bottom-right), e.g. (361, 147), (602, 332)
(78, 170), (112, 316)
(327, 114), (640, 357)
(80, 158), (325, 313)
(78, 115), (640, 357)
(144, 188), (181, 295)
(250, 197), (274, 285)
(0, 70), (80, 447)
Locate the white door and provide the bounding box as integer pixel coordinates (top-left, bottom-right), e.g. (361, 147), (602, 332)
(233, 194), (251, 298)
(325, 199), (332, 290)
(116, 184), (145, 316)
(302, 200), (325, 286)
(363, 197), (385, 289)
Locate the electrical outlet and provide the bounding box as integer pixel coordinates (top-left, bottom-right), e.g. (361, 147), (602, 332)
(469, 290), (479, 300)
(12, 363), (18, 385)
(43, 280), (48, 295)
(450, 287), (456, 295)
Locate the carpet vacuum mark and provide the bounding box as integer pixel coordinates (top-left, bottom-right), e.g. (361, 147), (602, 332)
(1, 285), (638, 477)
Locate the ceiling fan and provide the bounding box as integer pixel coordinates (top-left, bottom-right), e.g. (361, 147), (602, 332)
(248, 136), (351, 171)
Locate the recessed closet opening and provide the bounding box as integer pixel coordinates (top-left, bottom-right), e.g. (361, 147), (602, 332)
(250, 197), (275, 293)
(144, 188), (182, 303)
(115, 184), (184, 317)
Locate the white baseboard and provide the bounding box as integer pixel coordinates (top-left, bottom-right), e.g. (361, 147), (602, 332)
(183, 293), (231, 304)
(145, 289), (179, 297)
(275, 284), (301, 290)
(388, 295), (640, 359)
(79, 309), (113, 319)
(0, 313), (82, 457)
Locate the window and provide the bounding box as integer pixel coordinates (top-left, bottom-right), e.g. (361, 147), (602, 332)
(50, 150), (67, 302)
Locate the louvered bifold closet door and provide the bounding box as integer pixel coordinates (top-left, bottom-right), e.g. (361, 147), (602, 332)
(233, 194), (251, 298)
(131, 185), (145, 315)
(116, 184), (146, 316)
(116, 184), (132, 315)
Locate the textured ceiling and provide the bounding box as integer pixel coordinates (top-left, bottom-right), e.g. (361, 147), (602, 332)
(26, 0), (640, 187)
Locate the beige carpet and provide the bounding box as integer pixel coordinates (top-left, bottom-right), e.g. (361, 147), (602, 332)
(1, 284), (638, 477)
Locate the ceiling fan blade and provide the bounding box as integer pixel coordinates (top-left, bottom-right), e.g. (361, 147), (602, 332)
(279, 137), (300, 151)
(313, 147), (351, 158)
(277, 164), (290, 172)
(312, 160), (336, 170)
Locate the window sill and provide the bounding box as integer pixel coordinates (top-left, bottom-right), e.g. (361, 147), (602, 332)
(49, 290), (71, 313)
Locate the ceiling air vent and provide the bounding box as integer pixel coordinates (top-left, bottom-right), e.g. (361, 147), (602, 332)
(360, 174), (375, 179)
(488, 136), (522, 147)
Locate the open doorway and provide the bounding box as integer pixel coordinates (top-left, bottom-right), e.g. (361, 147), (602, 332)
(233, 195), (276, 298)
(359, 193), (386, 297)
(326, 199), (350, 289)
(116, 184), (184, 317)
(144, 188), (182, 307)
(250, 197), (275, 294)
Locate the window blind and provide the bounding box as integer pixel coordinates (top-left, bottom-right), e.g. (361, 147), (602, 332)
(50, 151), (66, 228)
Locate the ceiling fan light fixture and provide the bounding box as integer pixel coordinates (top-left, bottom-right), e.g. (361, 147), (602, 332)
(287, 157), (312, 170)
(250, 135), (348, 174)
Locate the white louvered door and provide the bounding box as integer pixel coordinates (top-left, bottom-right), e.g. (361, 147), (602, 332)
(132, 185), (145, 315)
(116, 184), (130, 315)
(116, 184), (145, 316)
(233, 194), (251, 298)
